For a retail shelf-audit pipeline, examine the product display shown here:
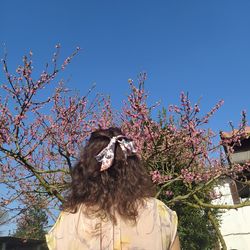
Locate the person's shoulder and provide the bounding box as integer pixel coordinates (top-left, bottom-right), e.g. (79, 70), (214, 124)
(144, 197), (168, 208)
(46, 211), (67, 234)
(155, 198), (172, 212)
(145, 198), (177, 221)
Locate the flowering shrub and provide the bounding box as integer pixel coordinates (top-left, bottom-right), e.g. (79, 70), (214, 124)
(0, 47), (249, 249)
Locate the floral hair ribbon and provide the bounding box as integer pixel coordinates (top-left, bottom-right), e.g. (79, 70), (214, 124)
(95, 135), (137, 171)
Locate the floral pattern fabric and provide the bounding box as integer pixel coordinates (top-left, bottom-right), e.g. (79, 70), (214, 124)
(46, 198), (178, 250)
(95, 135), (137, 171)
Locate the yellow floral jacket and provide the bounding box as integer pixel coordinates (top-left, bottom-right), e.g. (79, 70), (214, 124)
(46, 198), (178, 250)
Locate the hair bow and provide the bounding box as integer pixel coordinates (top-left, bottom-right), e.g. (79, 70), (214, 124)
(95, 135), (137, 171)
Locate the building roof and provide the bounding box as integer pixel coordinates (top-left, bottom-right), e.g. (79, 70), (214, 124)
(220, 126), (250, 139)
(0, 236), (47, 249)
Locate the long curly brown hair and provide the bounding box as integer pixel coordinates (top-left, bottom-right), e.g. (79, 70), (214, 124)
(63, 127), (155, 223)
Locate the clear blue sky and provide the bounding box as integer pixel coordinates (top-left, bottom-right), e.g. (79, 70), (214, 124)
(1, 0), (250, 132)
(1, 0), (250, 235)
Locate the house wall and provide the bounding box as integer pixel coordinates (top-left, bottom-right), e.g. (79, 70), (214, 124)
(213, 182), (250, 250)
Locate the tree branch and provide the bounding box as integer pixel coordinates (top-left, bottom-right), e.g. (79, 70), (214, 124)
(208, 210), (227, 250)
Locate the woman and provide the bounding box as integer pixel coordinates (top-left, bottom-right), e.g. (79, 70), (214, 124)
(46, 127), (180, 250)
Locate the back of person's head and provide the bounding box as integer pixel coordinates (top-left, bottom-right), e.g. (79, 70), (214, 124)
(64, 127), (155, 223)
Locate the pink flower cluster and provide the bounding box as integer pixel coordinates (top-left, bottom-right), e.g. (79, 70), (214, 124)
(150, 170), (172, 184)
